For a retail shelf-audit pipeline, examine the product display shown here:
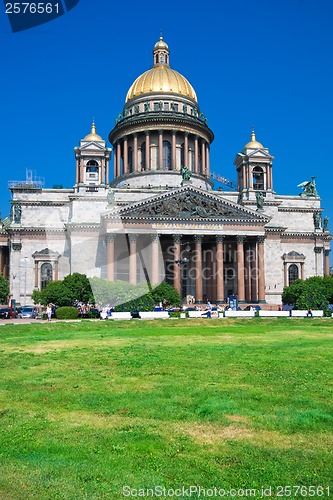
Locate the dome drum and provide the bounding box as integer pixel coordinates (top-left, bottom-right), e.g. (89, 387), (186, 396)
(109, 37), (214, 187)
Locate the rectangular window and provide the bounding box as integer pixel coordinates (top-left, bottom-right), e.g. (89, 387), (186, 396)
(154, 102), (159, 111)
(164, 102), (169, 110)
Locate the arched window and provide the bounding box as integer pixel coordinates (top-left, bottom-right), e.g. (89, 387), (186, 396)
(163, 140), (172, 170)
(253, 166), (264, 190)
(41, 263), (53, 290)
(288, 264), (299, 285)
(141, 142), (146, 170)
(86, 160), (99, 173)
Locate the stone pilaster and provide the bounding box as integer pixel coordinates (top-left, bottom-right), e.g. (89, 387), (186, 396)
(106, 234), (116, 281)
(236, 236), (245, 302)
(257, 236), (266, 302)
(151, 234), (160, 286)
(215, 235), (224, 303)
(172, 234), (181, 293)
(324, 248), (331, 276)
(128, 234), (138, 285)
(194, 235), (203, 303)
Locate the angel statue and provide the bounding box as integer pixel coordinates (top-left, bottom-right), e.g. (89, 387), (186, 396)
(181, 165), (192, 182)
(323, 216), (329, 232)
(298, 176), (318, 197)
(255, 191), (265, 210)
(313, 212), (322, 230)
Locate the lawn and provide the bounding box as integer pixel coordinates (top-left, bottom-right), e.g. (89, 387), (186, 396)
(0, 318), (332, 499)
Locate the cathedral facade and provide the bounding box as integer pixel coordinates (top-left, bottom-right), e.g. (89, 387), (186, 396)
(0, 37), (331, 307)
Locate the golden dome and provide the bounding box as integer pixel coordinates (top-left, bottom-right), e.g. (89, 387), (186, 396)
(125, 37), (197, 103)
(126, 66), (197, 102)
(154, 36), (169, 51)
(83, 121), (103, 141)
(244, 129), (263, 149)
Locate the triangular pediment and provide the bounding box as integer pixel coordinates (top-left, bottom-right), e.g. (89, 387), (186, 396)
(106, 186), (270, 224)
(80, 141), (106, 151)
(247, 149), (272, 159)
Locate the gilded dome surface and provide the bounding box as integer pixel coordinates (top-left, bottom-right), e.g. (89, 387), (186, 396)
(83, 121), (103, 141)
(126, 66), (197, 102)
(244, 130), (263, 149)
(125, 37), (197, 103)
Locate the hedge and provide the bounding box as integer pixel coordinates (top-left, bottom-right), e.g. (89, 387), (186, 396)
(55, 306), (79, 320)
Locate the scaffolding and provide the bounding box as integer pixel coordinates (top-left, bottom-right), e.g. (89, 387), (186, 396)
(8, 169), (45, 189)
(210, 171), (237, 190)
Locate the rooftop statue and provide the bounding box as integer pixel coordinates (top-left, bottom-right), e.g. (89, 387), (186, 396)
(313, 211), (322, 230)
(323, 216), (329, 232)
(298, 176), (318, 197)
(255, 191), (265, 210)
(181, 165), (192, 182)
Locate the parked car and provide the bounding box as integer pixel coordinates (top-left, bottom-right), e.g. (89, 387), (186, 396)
(0, 307), (17, 319)
(18, 306), (38, 319)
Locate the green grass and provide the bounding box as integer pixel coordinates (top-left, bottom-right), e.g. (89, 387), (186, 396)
(0, 318), (332, 499)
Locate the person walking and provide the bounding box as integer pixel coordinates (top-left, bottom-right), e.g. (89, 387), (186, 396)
(46, 304), (52, 322)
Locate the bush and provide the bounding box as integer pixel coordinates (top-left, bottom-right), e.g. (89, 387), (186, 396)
(114, 294), (155, 313)
(0, 274), (9, 304)
(55, 306), (79, 320)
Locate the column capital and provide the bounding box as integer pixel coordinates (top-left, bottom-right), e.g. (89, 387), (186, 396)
(194, 235), (203, 244)
(236, 235), (246, 244)
(172, 234), (182, 244)
(128, 233), (138, 242)
(314, 246), (323, 254)
(151, 233), (160, 243)
(257, 236), (266, 244)
(324, 248), (331, 256)
(215, 234), (225, 243)
(105, 233), (116, 243)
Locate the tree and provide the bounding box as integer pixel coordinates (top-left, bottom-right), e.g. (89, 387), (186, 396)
(151, 282), (180, 307)
(31, 289), (42, 305)
(282, 276), (333, 314)
(63, 273), (94, 304)
(0, 275), (9, 304)
(39, 281), (73, 307)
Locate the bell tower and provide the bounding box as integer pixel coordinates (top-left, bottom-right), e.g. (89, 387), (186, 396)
(234, 129), (274, 202)
(74, 121), (111, 192)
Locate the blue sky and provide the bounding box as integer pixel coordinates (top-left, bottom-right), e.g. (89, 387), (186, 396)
(1, 0), (332, 252)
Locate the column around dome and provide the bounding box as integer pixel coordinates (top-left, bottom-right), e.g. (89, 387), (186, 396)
(158, 130), (163, 170)
(123, 137), (128, 175)
(184, 133), (189, 169)
(194, 136), (198, 174)
(172, 131), (177, 170)
(133, 134), (138, 172)
(145, 132), (150, 171)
